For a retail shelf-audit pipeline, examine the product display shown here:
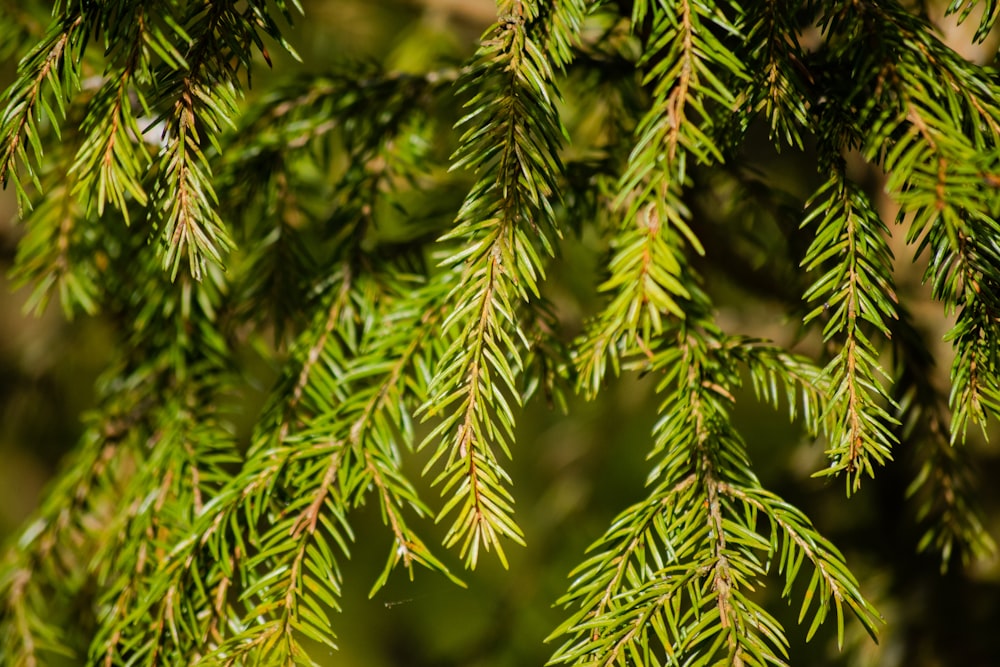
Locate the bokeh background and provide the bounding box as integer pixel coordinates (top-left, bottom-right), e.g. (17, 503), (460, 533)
(2, 1), (1000, 665)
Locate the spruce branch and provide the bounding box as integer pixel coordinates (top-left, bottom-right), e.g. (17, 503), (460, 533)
(0, 251), (213, 656)
(893, 308), (997, 570)
(721, 485), (881, 646)
(722, 338), (829, 437)
(823, 0), (1000, 442)
(4, 2), (999, 665)
(551, 326), (879, 665)
(89, 394), (238, 667)
(67, 16), (152, 223)
(743, 0), (811, 148)
(801, 173), (900, 492)
(0, 435), (115, 666)
(0, 9), (87, 212)
(335, 295), (463, 593)
(420, 0), (579, 568)
(144, 0), (302, 280)
(147, 68), (237, 281)
(576, 0), (746, 395)
(9, 164), (100, 318)
(0, 380), (162, 666)
(73, 258), (240, 665)
(577, 196), (693, 394)
(125, 268), (361, 665)
(186, 267), (454, 665)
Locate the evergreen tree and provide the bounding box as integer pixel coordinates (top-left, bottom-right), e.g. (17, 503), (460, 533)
(1, 1), (998, 665)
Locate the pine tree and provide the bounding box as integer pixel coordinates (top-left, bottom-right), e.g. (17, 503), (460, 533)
(1, 1), (998, 665)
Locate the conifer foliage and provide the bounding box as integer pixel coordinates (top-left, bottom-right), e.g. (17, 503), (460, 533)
(1, 0), (998, 665)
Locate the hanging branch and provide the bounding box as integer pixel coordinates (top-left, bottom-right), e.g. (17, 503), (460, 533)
(892, 308), (996, 570)
(420, 0), (583, 568)
(800, 172), (900, 492)
(66, 2), (162, 224)
(1, 262), (235, 667)
(551, 327), (879, 665)
(145, 6), (242, 281)
(9, 160), (100, 318)
(89, 396), (237, 667)
(86, 264), (238, 666)
(743, 0), (811, 148)
(576, 0), (747, 395)
(823, 0), (1000, 442)
(0, 415), (137, 667)
(0, 8), (87, 211)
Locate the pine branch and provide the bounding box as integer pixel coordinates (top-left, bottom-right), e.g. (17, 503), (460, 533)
(66, 10), (154, 223)
(892, 308), (997, 570)
(743, 0), (811, 148)
(801, 172), (900, 492)
(551, 326), (878, 665)
(0, 383), (161, 666)
(0, 9), (86, 212)
(576, 0), (746, 395)
(53, 254), (238, 665)
(822, 0), (1000, 442)
(9, 164), (100, 318)
(144, 0), (301, 280)
(421, 0), (580, 568)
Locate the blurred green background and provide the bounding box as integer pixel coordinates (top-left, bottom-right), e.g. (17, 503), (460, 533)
(2, 1), (999, 665)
